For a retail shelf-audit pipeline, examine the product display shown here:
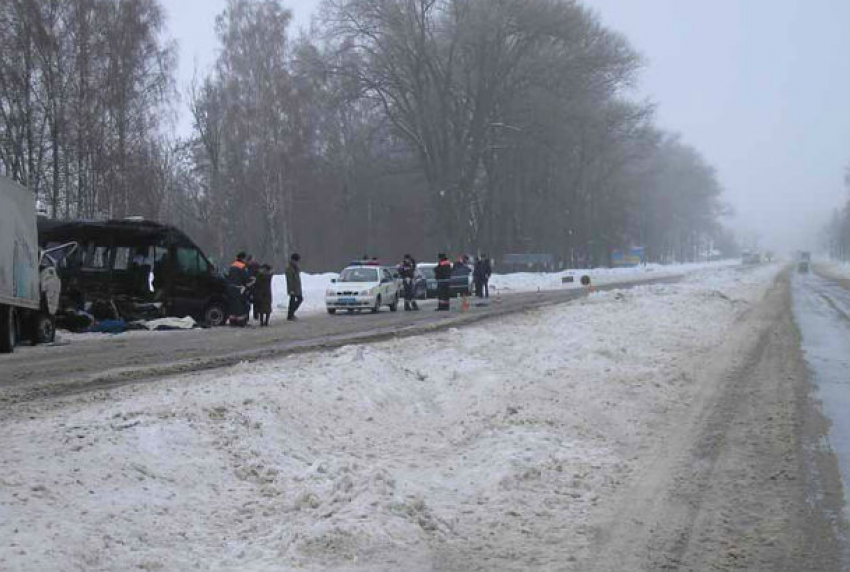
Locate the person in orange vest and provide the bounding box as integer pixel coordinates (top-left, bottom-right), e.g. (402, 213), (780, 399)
(226, 252), (252, 326)
(434, 253), (453, 311)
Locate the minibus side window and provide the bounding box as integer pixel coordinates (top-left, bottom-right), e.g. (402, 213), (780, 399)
(113, 247), (131, 270)
(176, 248), (202, 276)
(84, 244), (111, 270)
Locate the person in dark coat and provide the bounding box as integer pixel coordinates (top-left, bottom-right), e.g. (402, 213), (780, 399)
(398, 254), (419, 311)
(285, 253), (303, 321)
(434, 253), (452, 311)
(246, 256), (261, 320)
(253, 264), (273, 326)
(246, 255), (260, 276)
(226, 252), (253, 326)
(481, 254), (492, 298)
(473, 256), (486, 298)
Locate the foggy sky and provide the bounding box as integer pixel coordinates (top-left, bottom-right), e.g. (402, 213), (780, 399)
(166, 0), (850, 255)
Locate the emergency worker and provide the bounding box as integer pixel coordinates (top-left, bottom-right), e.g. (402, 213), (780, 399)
(434, 253), (453, 311)
(226, 252), (252, 326)
(399, 254), (419, 311)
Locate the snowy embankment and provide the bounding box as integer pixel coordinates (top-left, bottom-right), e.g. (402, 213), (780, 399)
(0, 263), (780, 570)
(272, 272), (339, 317)
(487, 259), (736, 293)
(821, 261), (850, 279)
(273, 260), (738, 317)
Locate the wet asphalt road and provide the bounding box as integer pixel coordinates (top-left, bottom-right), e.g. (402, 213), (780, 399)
(0, 275), (684, 403)
(793, 268), (850, 527)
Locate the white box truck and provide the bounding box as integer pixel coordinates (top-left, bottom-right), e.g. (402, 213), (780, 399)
(0, 175), (62, 352)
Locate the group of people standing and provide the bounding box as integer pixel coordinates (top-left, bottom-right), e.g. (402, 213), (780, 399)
(226, 251), (303, 326)
(224, 249), (492, 325)
(432, 253), (491, 311)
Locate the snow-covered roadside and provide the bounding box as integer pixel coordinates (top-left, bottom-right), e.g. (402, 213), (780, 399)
(272, 260), (739, 318)
(0, 263), (780, 571)
(820, 261), (850, 279)
(487, 259), (737, 294)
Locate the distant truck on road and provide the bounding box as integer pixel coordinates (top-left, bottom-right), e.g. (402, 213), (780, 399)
(1, 175), (62, 353)
(797, 251), (811, 273)
(741, 250), (762, 265)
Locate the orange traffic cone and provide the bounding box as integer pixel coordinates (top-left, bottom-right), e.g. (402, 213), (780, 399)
(461, 295), (470, 312)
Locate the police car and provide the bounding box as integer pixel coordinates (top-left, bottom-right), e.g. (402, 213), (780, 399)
(325, 265), (400, 314)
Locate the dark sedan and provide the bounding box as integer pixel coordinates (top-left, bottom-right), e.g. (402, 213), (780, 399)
(419, 263), (472, 298)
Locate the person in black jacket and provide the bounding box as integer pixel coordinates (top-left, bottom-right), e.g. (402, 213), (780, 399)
(473, 256), (486, 298)
(253, 264), (273, 326)
(246, 255), (261, 320)
(434, 253), (452, 311)
(481, 254), (492, 298)
(285, 253), (303, 321)
(399, 254), (419, 311)
(226, 252), (253, 326)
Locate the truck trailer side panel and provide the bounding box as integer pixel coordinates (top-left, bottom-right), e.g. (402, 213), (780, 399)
(0, 175), (40, 311)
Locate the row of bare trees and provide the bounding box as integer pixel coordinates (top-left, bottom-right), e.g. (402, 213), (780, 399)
(2, 0), (733, 271)
(824, 165), (850, 261)
(189, 0), (731, 268)
(0, 0), (174, 219)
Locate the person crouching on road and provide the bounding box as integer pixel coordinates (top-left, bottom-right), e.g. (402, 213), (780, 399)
(434, 253), (452, 311)
(253, 264), (273, 326)
(399, 254), (419, 311)
(285, 253), (303, 321)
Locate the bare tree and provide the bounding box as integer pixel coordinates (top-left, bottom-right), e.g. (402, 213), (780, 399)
(0, 0), (174, 219)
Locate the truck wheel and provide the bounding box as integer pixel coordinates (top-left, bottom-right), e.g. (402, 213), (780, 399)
(327, 308), (337, 315)
(31, 313), (56, 345)
(203, 302), (227, 327)
(0, 305), (15, 353)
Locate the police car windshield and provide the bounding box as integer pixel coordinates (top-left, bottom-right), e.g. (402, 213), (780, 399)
(340, 267), (379, 282)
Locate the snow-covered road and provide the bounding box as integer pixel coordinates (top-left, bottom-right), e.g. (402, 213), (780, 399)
(1, 263), (843, 570)
(0, 273), (686, 404)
